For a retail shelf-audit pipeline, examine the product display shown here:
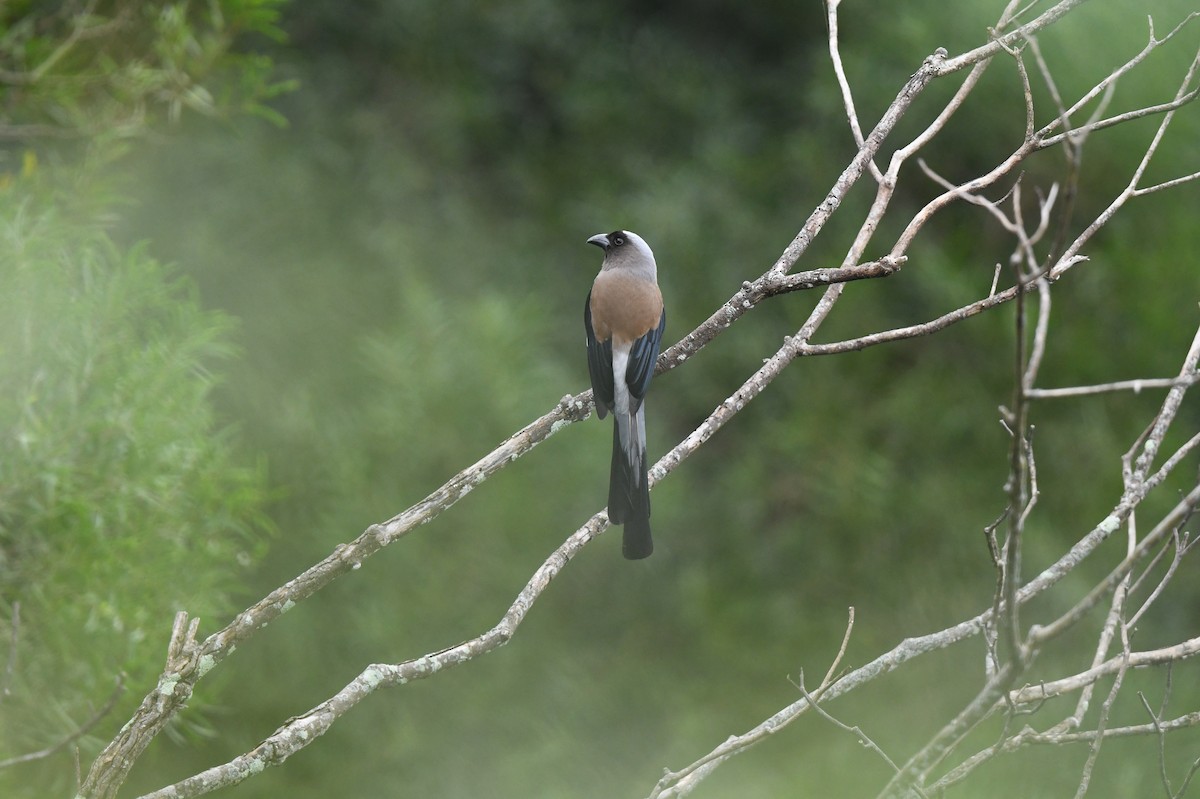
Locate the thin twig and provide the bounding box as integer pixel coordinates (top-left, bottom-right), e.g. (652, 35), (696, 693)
(791, 674), (924, 797)
(0, 675), (126, 770)
(931, 711), (1200, 792)
(1134, 170), (1200, 196)
(1027, 375), (1200, 398)
(1040, 88), (1200, 150)
(879, 663), (1019, 799)
(1127, 530), (1188, 630)
(983, 508), (1010, 678)
(820, 607), (856, 690)
(1131, 324), (1200, 486)
(1028, 485), (1200, 646)
(1071, 603), (1131, 798)
(826, 0), (884, 183)
(1010, 637), (1200, 706)
(1037, 12), (1200, 146)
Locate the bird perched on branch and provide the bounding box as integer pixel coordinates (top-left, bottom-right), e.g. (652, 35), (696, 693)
(584, 230), (667, 559)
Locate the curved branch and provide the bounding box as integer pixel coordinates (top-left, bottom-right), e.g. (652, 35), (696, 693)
(135, 512), (608, 799)
(1010, 637), (1200, 707)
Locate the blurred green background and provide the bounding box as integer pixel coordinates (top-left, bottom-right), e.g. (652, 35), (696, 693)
(3, 1), (1200, 797)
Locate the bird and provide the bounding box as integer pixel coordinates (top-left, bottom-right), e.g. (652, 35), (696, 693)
(583, 230), (667, 559)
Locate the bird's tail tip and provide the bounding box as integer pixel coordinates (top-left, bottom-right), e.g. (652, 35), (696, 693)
(621, 518), (653, 560)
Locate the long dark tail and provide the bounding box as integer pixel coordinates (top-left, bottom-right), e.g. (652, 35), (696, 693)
(608, 406), (652, 559)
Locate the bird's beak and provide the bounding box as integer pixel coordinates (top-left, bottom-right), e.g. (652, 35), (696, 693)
(586, 233), (609, 251)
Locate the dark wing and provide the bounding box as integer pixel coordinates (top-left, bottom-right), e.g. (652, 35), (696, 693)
(584, 289), (614, 419)
(624, 306), (666, 412)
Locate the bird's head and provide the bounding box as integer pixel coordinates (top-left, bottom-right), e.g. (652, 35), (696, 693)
(587, 229), (657, 275)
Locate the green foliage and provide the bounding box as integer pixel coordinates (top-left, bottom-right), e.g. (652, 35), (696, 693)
(0, 181), (270, 796)
(0, 3), (285, 795)
(0, 0), (294, 154)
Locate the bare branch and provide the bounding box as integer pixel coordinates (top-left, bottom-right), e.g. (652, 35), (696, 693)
(1145, 432), (1200, 495)
(880, 663), (1019, 798)
(1071, 598), (1131, 798)
(932, 711), (1200, 792)
(825, 0), (884, 183)
(1038, 12), (1200, 145)
(1028, 484), (1200, 647)
(1134, 169), (1200, 197)
(653, 478), (1142, 796)
(765, 49), (948, 282)
(1010, 637), (1200, 706)
(820, 607), (856, 690)
(1130, 323), (1200, 486)
(1177, 755), (1200, 799)
(1127, 530), (1190, 630)
(936, 0), (1096, 75)
(134, 512), (612, 799)
(1027, 375), (1200, 399)
(664, 311), (1200, 794)
(1062, 48), (1200, 275)
(792, 675), (922, 796)
(1065, 563), (1128, 732)
(1041, 88), (1200, 150)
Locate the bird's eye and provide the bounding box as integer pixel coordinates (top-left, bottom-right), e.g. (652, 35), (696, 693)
(613, 235), (625, 246)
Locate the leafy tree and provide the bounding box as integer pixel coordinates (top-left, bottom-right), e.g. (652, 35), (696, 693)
(0, 182), (269, 793)
(0, 2), (285, 796)
(0, 0), (291, 146)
